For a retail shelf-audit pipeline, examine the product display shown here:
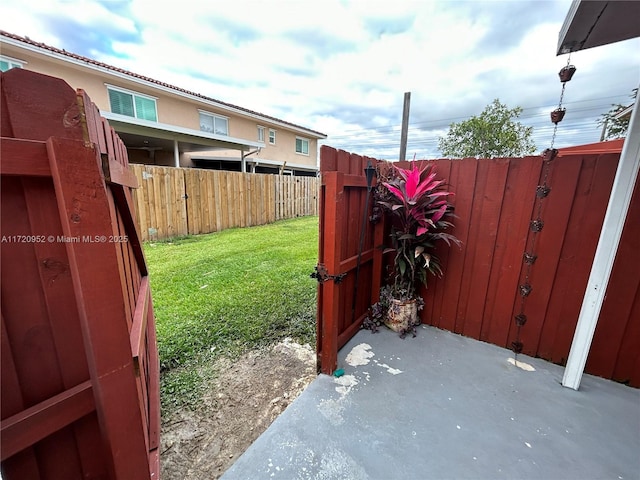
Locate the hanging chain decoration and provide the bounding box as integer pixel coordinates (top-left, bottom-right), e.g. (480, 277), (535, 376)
(511, 55), (576, 358)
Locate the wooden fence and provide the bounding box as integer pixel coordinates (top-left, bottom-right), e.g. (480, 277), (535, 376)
(317, 144), (640, 387)
(129, 165), (319, 242)
(418, 146), (639, 386)
(1, 69), (159, 478)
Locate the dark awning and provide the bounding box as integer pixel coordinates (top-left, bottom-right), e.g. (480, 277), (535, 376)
(557, 0), (640, 54)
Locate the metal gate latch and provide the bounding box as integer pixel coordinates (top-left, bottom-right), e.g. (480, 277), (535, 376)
(311, 264), (346, 284)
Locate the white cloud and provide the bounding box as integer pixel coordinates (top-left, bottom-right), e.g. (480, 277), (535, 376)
(1, 0), (638, 159)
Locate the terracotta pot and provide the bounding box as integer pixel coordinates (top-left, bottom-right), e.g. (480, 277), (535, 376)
(384, 298), (418, 332)
(550, 108), (566, 124)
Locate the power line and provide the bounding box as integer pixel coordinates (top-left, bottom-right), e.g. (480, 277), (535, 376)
(325, 93), (634, 139)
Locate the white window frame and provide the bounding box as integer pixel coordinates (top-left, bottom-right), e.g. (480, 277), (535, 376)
(106, 84), (158, 122)
(295, 136), (310, 156)
(257, 125), (265, 142)
(199, 110), (229, 136)
(269, 129), (276, 145)
(0, 55), (25, 72)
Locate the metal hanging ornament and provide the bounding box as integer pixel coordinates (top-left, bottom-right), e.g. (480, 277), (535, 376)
(511, 55), (575, 357)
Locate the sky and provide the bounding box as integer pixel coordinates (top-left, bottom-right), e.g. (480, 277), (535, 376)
(1, 0), (638, 160)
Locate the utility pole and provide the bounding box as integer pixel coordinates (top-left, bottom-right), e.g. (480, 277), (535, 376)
(399, 92), (411, 161)
(599, 118), (608, 141)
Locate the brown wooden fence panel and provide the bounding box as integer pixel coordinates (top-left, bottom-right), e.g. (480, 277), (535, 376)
(318, 142), (639, 386)
(131, 166), (318, 241)
(1, 69), (159, 478)
(130, 164), (188, 242)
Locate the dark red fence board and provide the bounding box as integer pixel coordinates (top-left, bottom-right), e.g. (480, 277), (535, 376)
(318, 141), (639, 387)
(588, 175), (640, 380)
(461, 159), (510, 340)
(421, 159), (453, 326)
(516, 156), (583, 356)
(481, 157), (540, 347)
(1, 69), (159, 478)
(613, 286), (640, 386)
(538, 154), (613, 363)
(434, 158), (478, 333)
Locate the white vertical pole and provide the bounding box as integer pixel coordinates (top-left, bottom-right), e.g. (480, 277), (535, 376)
(562, 84), (640, 390)
(173, 140), (180, 168)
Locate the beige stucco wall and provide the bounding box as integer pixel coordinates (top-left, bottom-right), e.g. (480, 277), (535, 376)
(1, 41), (321, 170)
(200, 128), (318, 168)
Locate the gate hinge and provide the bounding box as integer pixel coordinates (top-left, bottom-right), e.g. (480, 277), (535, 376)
(311, 264), (346, 284)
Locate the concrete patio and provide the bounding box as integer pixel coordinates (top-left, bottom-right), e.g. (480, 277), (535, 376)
(223, 326), (640, 479)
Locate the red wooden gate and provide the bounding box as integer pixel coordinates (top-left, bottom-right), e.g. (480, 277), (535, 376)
(316, 147), (383, 374)
(1, 69), (160, 477)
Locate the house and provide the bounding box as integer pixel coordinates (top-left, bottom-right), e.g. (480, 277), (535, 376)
(0, 30), (326, 176)
(614, 103), (635, 123)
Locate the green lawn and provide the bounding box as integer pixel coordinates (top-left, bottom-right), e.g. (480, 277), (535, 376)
(145, 216), (319, 411)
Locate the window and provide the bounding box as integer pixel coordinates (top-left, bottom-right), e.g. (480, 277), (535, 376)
(269, 129), (276, 145)
(200, 112), (229, 136)
(0, 56), (23, 72)
(257, 126), (265, 142)
(107, 86), (157, 122)
(295, 137), (309, 155)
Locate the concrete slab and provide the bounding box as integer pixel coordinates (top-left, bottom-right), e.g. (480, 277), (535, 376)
(222, 326), (640, 479)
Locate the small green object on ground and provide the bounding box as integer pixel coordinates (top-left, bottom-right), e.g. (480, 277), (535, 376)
(333, 368), (345, 377)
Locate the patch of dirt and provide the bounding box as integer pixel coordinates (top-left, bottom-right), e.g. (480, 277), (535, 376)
(160, 338), (316, 479)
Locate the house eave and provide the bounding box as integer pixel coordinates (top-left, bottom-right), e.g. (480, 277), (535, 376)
(190, 155), (318, 172)
(101, 111), (264, 151)
(614, 104), (634, 121)
(557, 1), (640, 54)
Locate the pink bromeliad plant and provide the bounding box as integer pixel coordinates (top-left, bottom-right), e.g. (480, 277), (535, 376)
(376, 162), (460, 299)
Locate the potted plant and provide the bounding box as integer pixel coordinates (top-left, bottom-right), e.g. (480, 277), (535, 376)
(370, 162), (460, 335)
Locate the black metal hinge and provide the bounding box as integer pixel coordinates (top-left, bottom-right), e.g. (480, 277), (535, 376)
(311, 264), (346, 284)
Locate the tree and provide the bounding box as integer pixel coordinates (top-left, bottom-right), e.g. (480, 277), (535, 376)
(438, 99), (536, 158)
(597, 88), (637, 140)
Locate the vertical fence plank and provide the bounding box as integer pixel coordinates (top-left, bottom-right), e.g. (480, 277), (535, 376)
(420, 159), (453, 325)
(480, 157), (540, 347)
(515, 156), (583, 356)
(610, 177), (640, 386)
(584, 154), (637, 378)
(225, 172), (234, 228)
(47, 137), (151, 479)
(460, 159), (510, 340)
(612, 288), (640, 387)
(538, 155), (600, 362)
(176, 168), (188, 237)
(184, 169), (198, 235)
(318, 146), (343, 373)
